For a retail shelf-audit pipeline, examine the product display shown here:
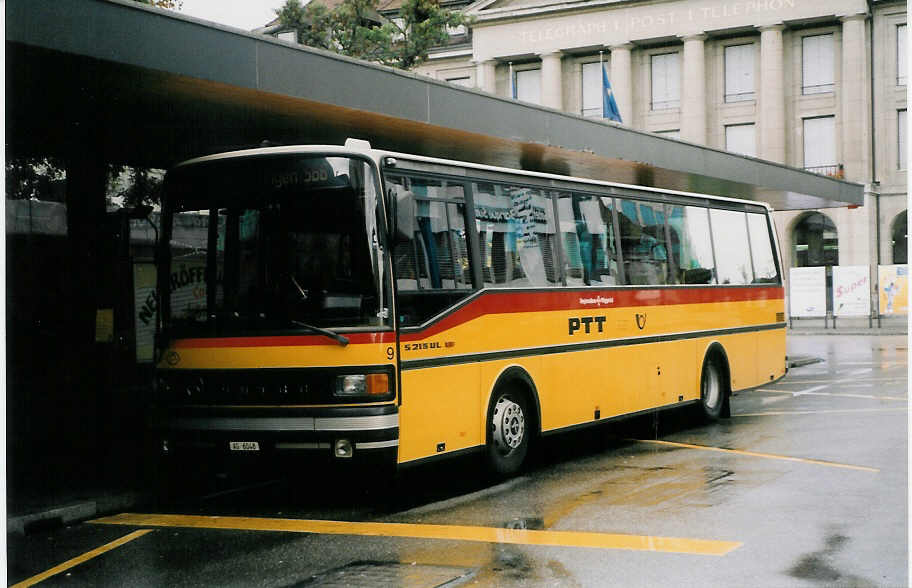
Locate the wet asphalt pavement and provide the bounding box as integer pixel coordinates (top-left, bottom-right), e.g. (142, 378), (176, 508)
(8, 335), (908, 587)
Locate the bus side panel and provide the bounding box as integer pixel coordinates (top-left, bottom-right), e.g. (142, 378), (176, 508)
(534, 339), (699, 433)
(659, 338), (699, 405)
(398, 364), (482, 464)
(534, 352), (600, 431)
(755, 327), (787, 384)
(613, 339), (698, 414)
(697, 332), (759, 392)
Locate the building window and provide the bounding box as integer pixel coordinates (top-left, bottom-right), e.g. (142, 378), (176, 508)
(725, 123), (756, 157)
(655, 129), (680, 139)
(446, 77), (472, 87)
(898, 24), (907, 86)
(514, 68), (541, 105)
(802, 34), (835, 95)
(724, 44), (756, 102)
(899, 109), (907, 170)
(803, 116), (839, 176)
(892, 211), (907, 264)
(651, 52), (680, 110)
(581, 62), (602, 118)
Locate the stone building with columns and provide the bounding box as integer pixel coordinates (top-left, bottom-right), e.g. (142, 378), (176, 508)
(412, 0), (908, 312)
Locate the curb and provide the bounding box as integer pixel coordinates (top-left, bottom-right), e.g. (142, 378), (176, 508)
(787, 356), (824, 368)
(788, 329), (907, 336)
(7, 492), (141, 535)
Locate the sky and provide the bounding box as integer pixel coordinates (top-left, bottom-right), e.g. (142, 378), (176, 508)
(176, 0), (287, 31)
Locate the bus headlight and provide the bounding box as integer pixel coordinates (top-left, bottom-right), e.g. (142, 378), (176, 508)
(334, 439), (353, 458)
(335, 374), (389, 397)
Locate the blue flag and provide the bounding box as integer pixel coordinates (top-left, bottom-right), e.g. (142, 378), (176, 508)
(602, 65), (622, 122)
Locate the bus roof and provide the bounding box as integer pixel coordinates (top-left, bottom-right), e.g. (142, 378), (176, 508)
(175, 142), (775, 212)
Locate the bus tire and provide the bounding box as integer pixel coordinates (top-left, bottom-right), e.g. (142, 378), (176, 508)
(485, 386), (531, 477)
(700, 356), (726, 421)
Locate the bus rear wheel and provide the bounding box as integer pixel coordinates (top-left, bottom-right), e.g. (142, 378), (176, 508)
(700, 358), (725, 421)
(486, 388), (530, 477)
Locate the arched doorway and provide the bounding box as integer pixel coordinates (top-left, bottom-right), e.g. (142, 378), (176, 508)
(793, 212), (839, 267)
(891, 211), (907, 264)
(793, 212), (838, 312)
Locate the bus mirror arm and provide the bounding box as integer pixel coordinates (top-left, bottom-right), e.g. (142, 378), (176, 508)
(386, 188), (397, 240)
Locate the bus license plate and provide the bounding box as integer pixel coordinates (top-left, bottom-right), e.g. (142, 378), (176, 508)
(229, 441), (260, 451)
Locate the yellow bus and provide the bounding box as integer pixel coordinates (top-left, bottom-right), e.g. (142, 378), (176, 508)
(150, 139), (786, 476)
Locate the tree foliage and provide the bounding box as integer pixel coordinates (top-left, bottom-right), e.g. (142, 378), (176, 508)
(5, 158), (163, 208)
(107, 166), (164, 209)
(6, 157), (66, 201)
(277, 0), (335, 50)
(276, 0), (470, 70)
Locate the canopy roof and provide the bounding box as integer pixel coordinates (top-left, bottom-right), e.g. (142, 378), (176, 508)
(7, 0), (863, 210)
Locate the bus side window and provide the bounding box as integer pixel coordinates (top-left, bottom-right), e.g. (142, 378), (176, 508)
(388, 174), (473, 326)
(557, 192), (618, 286)
(617, 198), (670, 286)
(746, 212), (779, 283)
(710, 208), (753, 285)
(473, 182), (560, 288)
(667, 205), (716, 284)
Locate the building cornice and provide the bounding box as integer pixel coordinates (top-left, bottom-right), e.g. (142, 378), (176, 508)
(468, 0), (639, 24)
(467, 0), (873, 30)
(427, 46), (475, 59)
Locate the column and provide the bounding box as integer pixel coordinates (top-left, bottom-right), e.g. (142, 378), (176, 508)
(759, 24), (786, 164)
(841, 13), (870, 182)
(609, 43), (633, 125)
(475, 59), (497, 95)
(540, 51), (563, 110)
(681, 34), (707, 144)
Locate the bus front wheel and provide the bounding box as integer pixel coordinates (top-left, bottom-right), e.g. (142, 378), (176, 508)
(486, 388), (530, 476)
(700, 358), (725, 421)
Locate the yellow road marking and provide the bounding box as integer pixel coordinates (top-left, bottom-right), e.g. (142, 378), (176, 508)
(635, 439), (879, 473)
(11, 529), (153, 588)
(91, 513), (741, 556)
(735, 407), (910, 417)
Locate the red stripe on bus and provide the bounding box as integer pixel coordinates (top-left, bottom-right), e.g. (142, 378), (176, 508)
(170, 287), (782, 348)
(173, 331), (396, 349)
(399, 286), (784, 342)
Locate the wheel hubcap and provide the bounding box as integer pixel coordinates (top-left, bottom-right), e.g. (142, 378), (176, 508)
(493, 396), (525, 453)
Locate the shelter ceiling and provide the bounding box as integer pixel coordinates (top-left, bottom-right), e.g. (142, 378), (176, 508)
(6, 0), (863, 211)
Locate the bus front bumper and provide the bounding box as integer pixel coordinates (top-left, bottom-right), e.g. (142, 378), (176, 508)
(148, 404), (399, 462)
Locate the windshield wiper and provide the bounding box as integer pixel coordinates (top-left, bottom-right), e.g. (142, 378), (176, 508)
(290, 320), (349, 347)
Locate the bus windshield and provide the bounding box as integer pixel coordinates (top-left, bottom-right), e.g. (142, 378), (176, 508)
(160, 154), (390, 338)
